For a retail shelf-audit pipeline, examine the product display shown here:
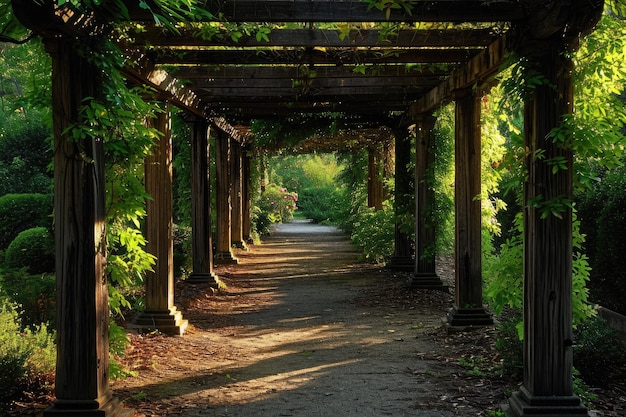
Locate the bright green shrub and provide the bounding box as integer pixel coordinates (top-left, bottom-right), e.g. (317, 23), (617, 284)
(256, 184), (298, 225)
(5, 227), (55, 274)
(0, 300), (55, 402)
(0, 268), (56, 327)
(297, 186), (347, 224)
(0, 193), (52, 249)
(350, 200), (395, 264)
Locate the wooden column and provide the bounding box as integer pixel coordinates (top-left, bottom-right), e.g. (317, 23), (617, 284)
(411, 113), (447, 290)
(387, 126), (414, 271)
(367, 144), (384, 210)
(242, 146), (253, 244)
(230, 138), (247, 249)
(505, 44), (590, 417)
(447, 88), (493, 328)
(186, 118), (219, 285)
(43, 37), (131, 417)
(132, 104), (188, 335)
(215, 131), (238, 264)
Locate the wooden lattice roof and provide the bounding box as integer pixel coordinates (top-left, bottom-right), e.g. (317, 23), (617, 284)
(13, 0), (603, 124)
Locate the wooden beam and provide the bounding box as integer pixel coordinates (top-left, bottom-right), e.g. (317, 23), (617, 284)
(172, 64), (450, 80)
(207, 101), (411, 116)
(135, 28), (498, 48)
(409, 35), (508, 114)
(191, 75), (442, 89)
(197, 85), (427, 98)
(125, 0), (526, 23)
(153, 48), (480, 65)
(211, 116), (250, 143)
(122, 65), (207, 117)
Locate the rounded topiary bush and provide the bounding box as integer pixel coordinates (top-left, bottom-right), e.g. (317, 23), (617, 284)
(0, 193), (53, 249)
(5, 227), (54, 274)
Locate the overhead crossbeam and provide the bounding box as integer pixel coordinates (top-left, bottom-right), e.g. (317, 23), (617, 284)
(152, 48), (480, 66)
(135, 28), (500, 48)
(125, 0), (526, 23)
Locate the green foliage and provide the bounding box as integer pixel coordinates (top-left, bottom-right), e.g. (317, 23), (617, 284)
(577, 164), (626, 315)
(0, 267), (55, 327)
(268, 153), (348, 224)
(4, 227), (54, 274)
(0, 117), (53, 196)
(573, 316), (626, 387)
(350, 200), (395, 263)
(256, 184), (298, 226)
(0, 299), (55, 402)
(431, 104), (455, 255)
(494, 309), (523, 379)
(0, 193), (52, 249)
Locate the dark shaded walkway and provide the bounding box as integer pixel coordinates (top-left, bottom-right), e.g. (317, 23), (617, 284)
(113, 220), (503, 416)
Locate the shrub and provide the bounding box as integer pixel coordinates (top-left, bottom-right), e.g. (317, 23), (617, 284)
(577, 165), (626, 315)
(256, 184), (298, 225)
(573, 316), (626, 387)
(0, 299), (56, 402)
(0, 268), (56, 328)
(297, 186), (347, 224)
(350, 200), (395, 264)
(0, 119), (53, 197)
(5, 227), (55, 274)
(494, 309), (523, 380)
(0, 193), (52, 249)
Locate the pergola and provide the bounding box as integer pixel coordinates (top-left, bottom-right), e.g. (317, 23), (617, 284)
(10, 1), (605, 416)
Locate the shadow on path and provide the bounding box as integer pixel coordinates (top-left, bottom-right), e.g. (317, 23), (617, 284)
(113, 220), (498, 417)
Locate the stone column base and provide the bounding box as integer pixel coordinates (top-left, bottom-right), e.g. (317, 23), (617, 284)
(445, 306), (493, 329)
(386, 256), (415, 271)
(44, 396), (134, 417)
(215, 251), (239, 264)
(186, 272), (220, 287)
(409, 273), (448, 291)
(504, 386), (592, 417)
(129, 306), (188, 336)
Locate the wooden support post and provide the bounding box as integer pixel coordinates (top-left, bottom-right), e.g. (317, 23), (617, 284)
(447, 88), (493, 328)
(43, 37), (131, 417)
(242, 146), (253, 244)
(186, 118), (219, 285)
(215, 131), (238, 264)
(132, 105), (188, 336)
(411, 113), (447, 290)
(367, 144), (384, 210)
(387, 126), (415, 271)
(505, 45), (591, 417)
(230, 138), (247, 250)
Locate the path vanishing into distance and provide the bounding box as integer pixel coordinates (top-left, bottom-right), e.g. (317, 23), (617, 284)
(113, 220), (508, 417)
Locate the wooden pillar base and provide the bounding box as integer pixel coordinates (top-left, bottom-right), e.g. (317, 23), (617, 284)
(44, 396), (133, 417)
(504, 387), (591, 417)
(409, 273), (448, 291)
(215, 251), (239, 264)
(130, 307), (188, 336)
(186, 272), (220, 286)
(386, 256), (415, 272)
(232, 240), (249, 251)
(445, 306), (493, 329)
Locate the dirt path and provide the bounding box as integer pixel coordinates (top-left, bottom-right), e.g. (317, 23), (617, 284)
(113, 220), (507, 416)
